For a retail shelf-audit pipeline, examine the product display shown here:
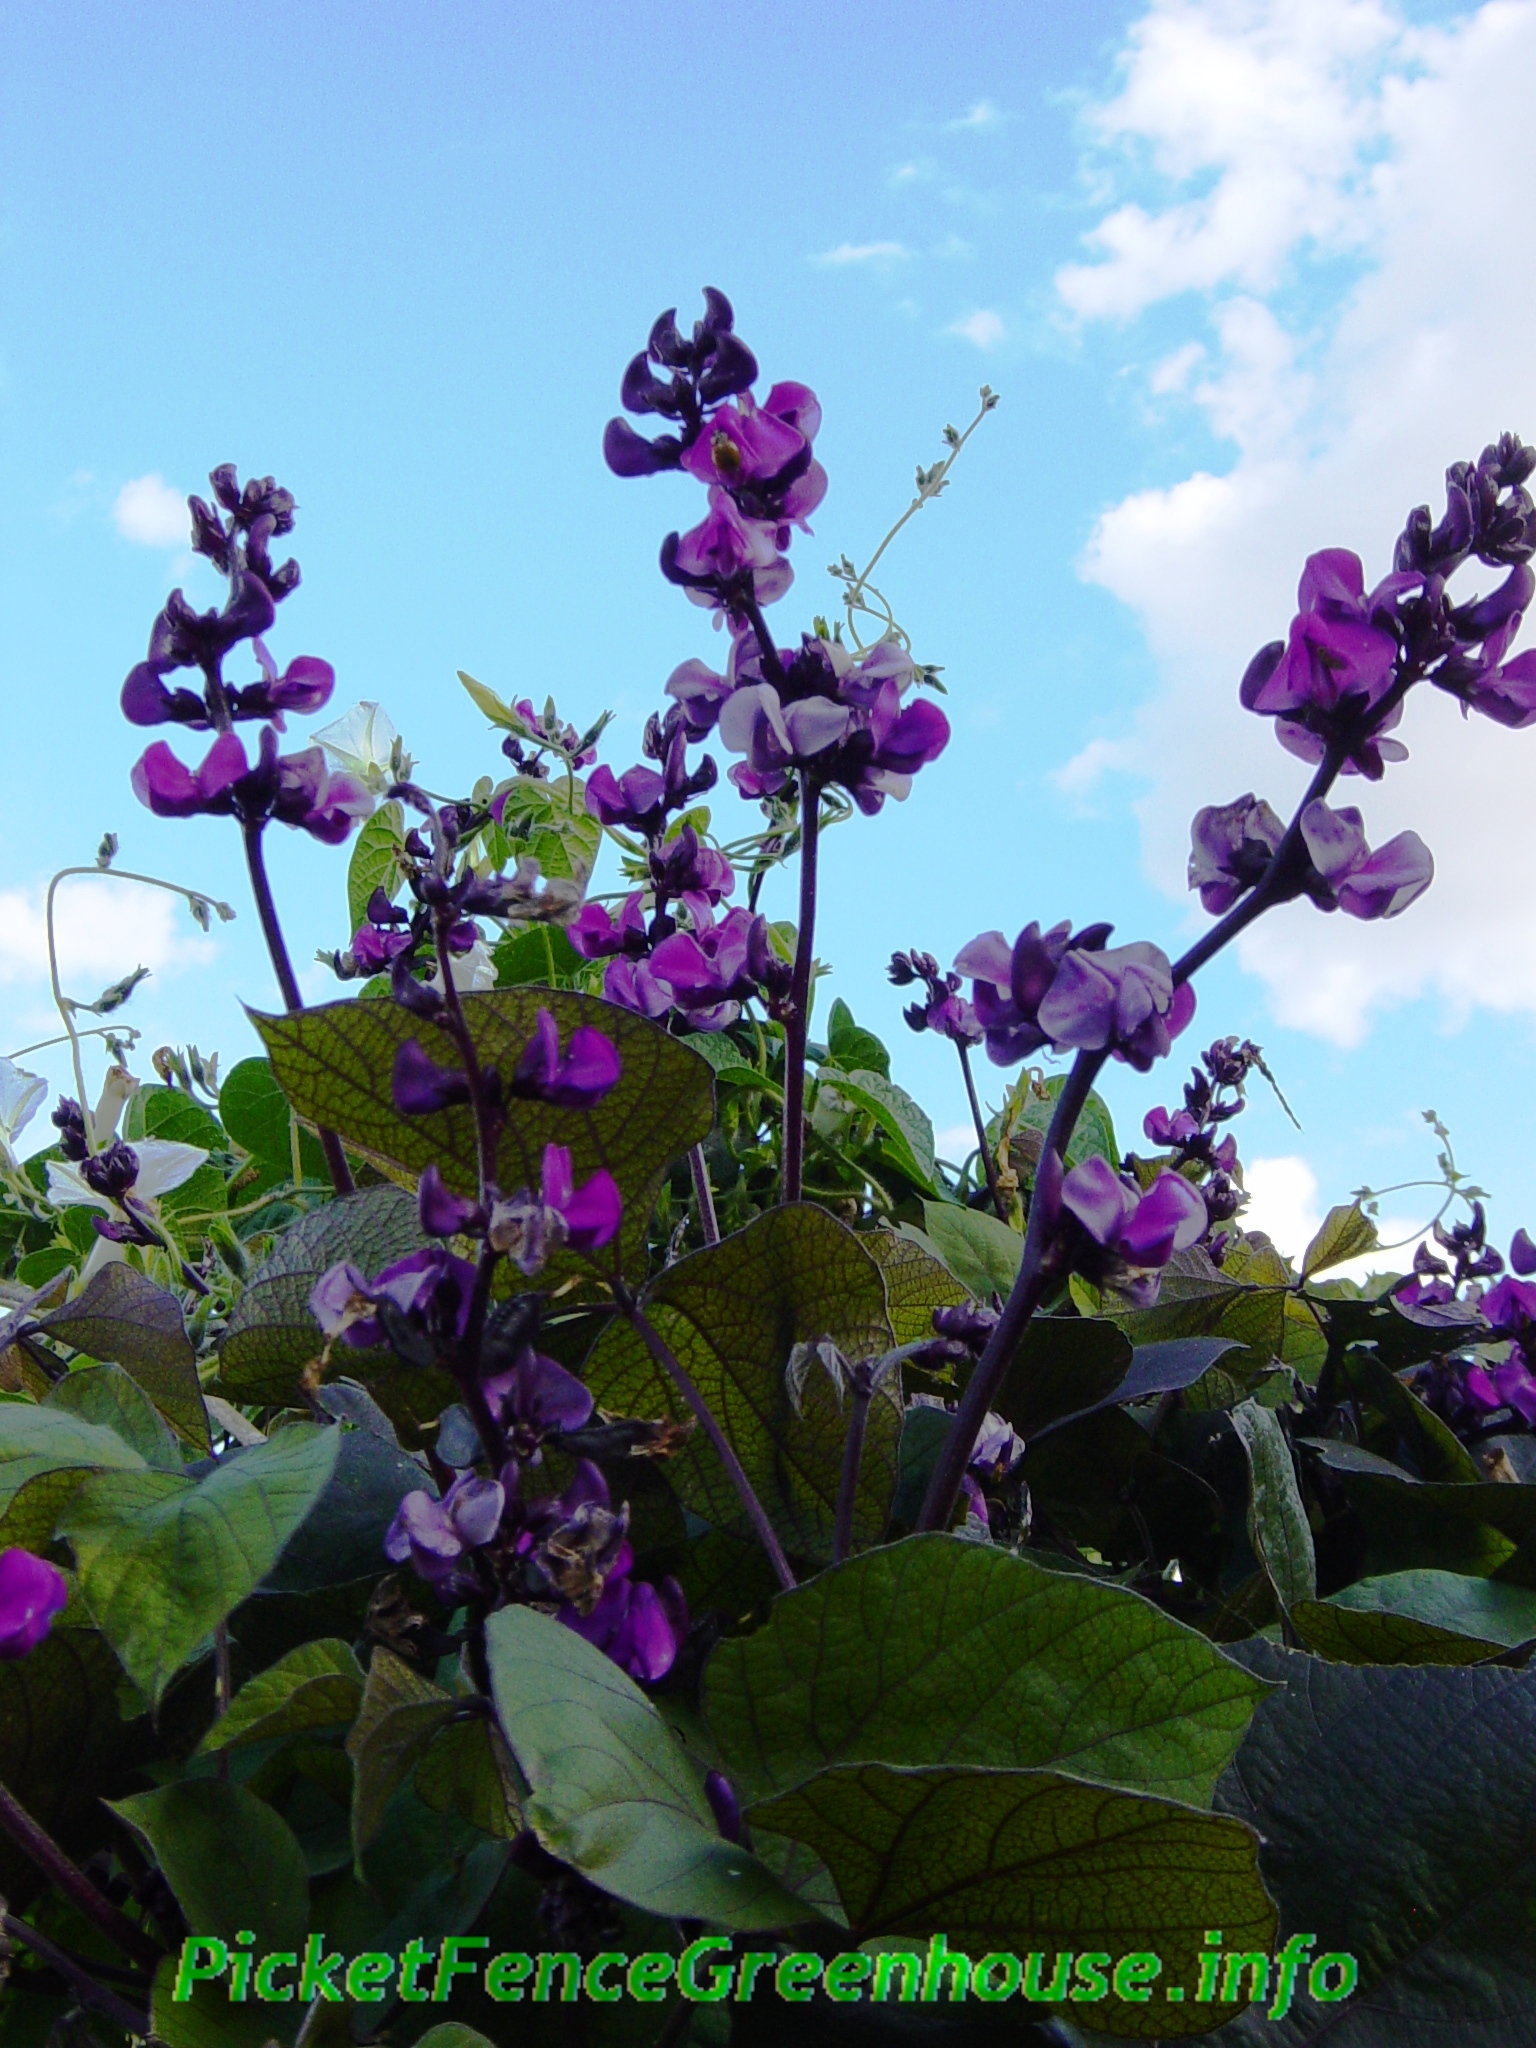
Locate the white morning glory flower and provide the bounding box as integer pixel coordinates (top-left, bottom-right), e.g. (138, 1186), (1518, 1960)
(46, 1138), (208, 1213)
(313, 701), (412, 796)
(0, 1059), (46, 1172)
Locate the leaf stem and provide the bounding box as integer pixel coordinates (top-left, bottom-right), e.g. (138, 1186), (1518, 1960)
(241, 822), (355, 1197)
(0, 1779), (164, 1973)
(782, 774), (820, 1205)
(958, 1041), (1006, 1221)
(688, 1143), (720, 1246)
(0, 1913), (152, 2036)
(617, 1291), (795, 1592)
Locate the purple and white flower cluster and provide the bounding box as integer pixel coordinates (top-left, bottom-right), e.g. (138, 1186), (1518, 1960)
(955, 920), (1195, 1075)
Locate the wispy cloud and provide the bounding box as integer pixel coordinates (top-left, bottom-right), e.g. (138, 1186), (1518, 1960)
(112, 473), (188, 548)
(948, 99), (1004, 132)
(812, 240), (909, 267)
(947, 309), (1006, 350)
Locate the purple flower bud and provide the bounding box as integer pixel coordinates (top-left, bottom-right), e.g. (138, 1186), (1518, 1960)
(51, 1097), (88, 1162)
(392, 1040), (474, 1116)
(705, 1771), (743, 1843)
(81, 1140), (139, 1201)
(483, 1346), (595, 1455)
(1511, 1229), (1536, 1276)
(418, 1164), (482, 1239)
(0, 1548), (69, 1661)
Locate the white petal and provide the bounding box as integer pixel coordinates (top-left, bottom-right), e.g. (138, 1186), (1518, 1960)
(0, 1059), (46, 1147)
(315, 700), (400, 776)
(46, 1160), (107, 1211)
(131, 1139), (209, 1199)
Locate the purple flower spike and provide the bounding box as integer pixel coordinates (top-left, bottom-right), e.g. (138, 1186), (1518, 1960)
(385, 1474), (506, 1593)
(393, 1039), (474, 1116)
(0, 1548), (69, 1661)
(512, 1009), (621, 1109)
(1297, 800), (1433, 920)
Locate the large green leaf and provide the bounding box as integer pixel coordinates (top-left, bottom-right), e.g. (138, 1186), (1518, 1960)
(583, 1204), (895, 1562)
(818, 1067), (937, 1193)
(826, 997), (891, 1079)
(1301, 1203), (1378, 1279)
(1005, 1071), (1120, 1176)
(1215, 1646), (1536, 2042)
(112, 1779), (310, 1954)
(994, 1315), (1133, 1440)
(256, 989), (712, 1279)
(258, 1425), (428, 1592)
(346, 1646), (461, 1865)
(705, 1535), (1267, 1808)
(347, 798), (406, 933)
(1294, 1569), (1536, 1666)
(751, 1763), (1274, 2038)
(37, 1263), (208, 1451)
(914, 1201), (1023, 1302)
(861, 1229), (969, 1346)
(218, 1056), (328, 1180)
(1231, 1400), (1316, 1609)
(1105, 1244), (1290, 1378)
(198, 1638), (365, 1754)
(217, 1185), (451, 1431)
(0, 1625), (155, 1903)
(1329, 1470), (1536, 1580)
(45, 1362), (181, 1469)
(485, 1605), (815, 1930)
(60, 1426), (340, 1703)
(0, 1404), (147, 1551)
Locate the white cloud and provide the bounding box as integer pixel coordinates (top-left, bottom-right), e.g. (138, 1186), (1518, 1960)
(813, 241), (909, 267)
(1064, 0), (1536, 1044)
(948, 309), (1006, 349)
(1150, 340), (1206, 395)
(1242, 1152), (1422, 1277)
(0, 877), (218, 1014)
(112, 473), (189, 548)
(1052, 735), (1143, 809)
(949, 99), (1004, 131)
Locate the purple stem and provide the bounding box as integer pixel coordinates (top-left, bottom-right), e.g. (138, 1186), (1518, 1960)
(782, 773), (820, 1205)
(916, 739), (1353, 1534)
(1, 1913), (151, 2036)
(833, 1383), (872, 1565)
(619, 1292), (796, 1592)
(0, 1779), (163, 1974)
(959, 1040), (1006, 1221)
(689, 1143), (720, 1245)
(241, 820), (356, 1198)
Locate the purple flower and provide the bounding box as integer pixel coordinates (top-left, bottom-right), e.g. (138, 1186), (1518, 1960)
(130, 726), (371, 844)
(0, 1548), (69, 1661)
(310, 1244), (478, 1352)
(417, 1163), (482, 1239)
(650, 826), (735, 918)
(120, 575), (277, 724)
(1188, 795), (1286, 914)
(665, 491), (795, 611)
(564, 1569), (689, 1683)
(385, 1474), (505, 1593)
(1037, 941), (1197, 1073)
(483, 1346), (595, 1459)
(1479, 1276), (1536, 1338)
(392, 1039), (473, 1116)
(485, 1143), (622, 1275)
(1297, 799), (1433, 919)
(350, 919), (415, 974)
(954, 920), (1109, 1067)
(602, 954), (675, 1020)
(568, 893), (651, 963)
(585, 763), (671, 836)
(648, 906), (764, 1027)
(908, 1392), (1025, 1529)
(1057, 1156), (1209, 1305)
(1464, 1350), (1536, 1426)
(512, 1009), (621, 1110)
(1512, 1228), (1536, 1276)
(704, 1771), (743, 1843)
(1241, 549), (1418, 775)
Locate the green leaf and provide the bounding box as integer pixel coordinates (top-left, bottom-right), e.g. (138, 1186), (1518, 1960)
(1328, 1567), (1536, 1644)
(218, 1186), (451, 1432)
(819, 1067), (937, 1192)
(707, 1534), (1269, 1808)
(826, 998), (891, 1079)
(256, 990), (713, 1281)
(1027, 1337), (1245, 1441)
(996, 1314), (1133, 1440)
(347, 798), (406, 933)
(682, 1028), (781, 1097)
(584, 1204), (895, 1562)
(346, 1647), (460, 1865)
(1230, 1399), (1316, 1609)
(861, 1229), (969, 1346)
(45, 1362), (180, 1469)
(37, 1263), (209, 1451)
(1291, 1602), (1510, 1667)
(199, 1639), (365, 1754)
(218, 1057), (328, 1180)
(0, 1625), (155, 1903)
(111, 1779), (309, 1953)
(1329, 1470), (1536, 1579)
(413, 1714), (523, 1840)
(751, 1764), (1274, 2037)
(484, 1604), (815, 1929)
(916, 1200), (1022, 1301)
(136, 1085), (227, 1151)
(60, 1425), (341, 1703)
(1004, 1072), (1119, 1176)
(414, 2032), (499, 2048)
(1338, 1345), (1482, 1484)
(1108, 1245), (1290, 1380)
(491, 922), (586, 989)
(1216, 1645), (1536, 2043)
(1301, 1201), (1378, 1278)
(259, 1426), (430, 1592)
(0, 1404), (148, 1549)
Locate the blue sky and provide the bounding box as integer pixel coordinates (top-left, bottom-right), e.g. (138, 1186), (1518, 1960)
(2, 0), (1533, 1259)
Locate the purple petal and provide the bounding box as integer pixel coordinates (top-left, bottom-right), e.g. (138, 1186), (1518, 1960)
(393, 1039), (473, 1116)
(1060, 1155), (1137, 1248)
(0, 1548), (70, 1661)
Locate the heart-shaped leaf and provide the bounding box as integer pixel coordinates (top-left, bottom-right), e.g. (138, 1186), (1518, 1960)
(199, 1638), (365, 1754)
(38, 1263), (208, 1451)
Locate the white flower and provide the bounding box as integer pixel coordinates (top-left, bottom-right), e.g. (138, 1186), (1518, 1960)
(0, 1059), (46, 1171)
(89, 1064), (140, 1147)
(313, 701), (412, 796)
(428, 940), (497, 995)
(46, 1138), (208, 1212)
